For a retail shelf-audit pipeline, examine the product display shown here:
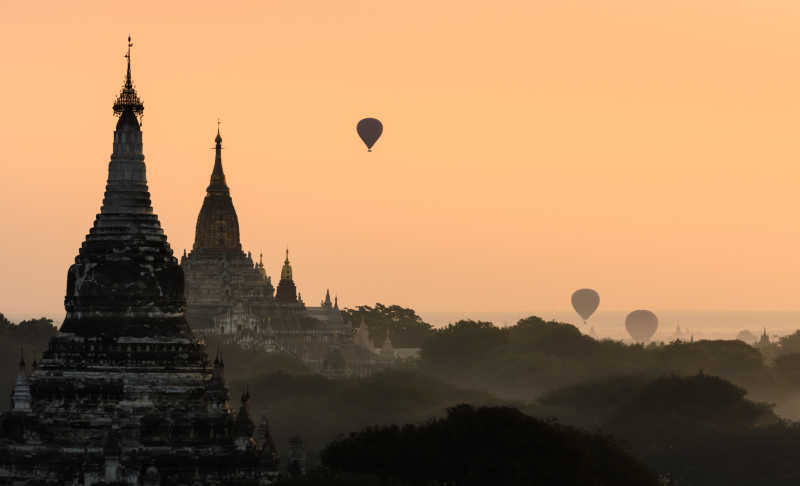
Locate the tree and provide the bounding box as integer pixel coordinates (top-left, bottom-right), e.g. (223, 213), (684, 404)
(0, 314), (12, 332)
(420, 320), (506, 373)
(342, 304), (433, 348)
(778, 330), (800, 356)
(321, 405), (659, 486)
(774, 352), (800, 385)
(602, 374), (785, 486)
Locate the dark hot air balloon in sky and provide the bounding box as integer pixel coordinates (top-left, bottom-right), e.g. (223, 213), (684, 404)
(357, 117), (383, 151)
(625, 310), (658, 343)
(571, 289), (599, 324)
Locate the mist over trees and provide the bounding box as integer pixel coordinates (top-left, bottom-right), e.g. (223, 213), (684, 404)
(530, 372), (800, 486)
(12, 306), (800, 484)
(418, 316), (767, 401)
(228, 370), (499, 460)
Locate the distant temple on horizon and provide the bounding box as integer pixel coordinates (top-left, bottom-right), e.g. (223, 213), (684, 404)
(0, 40), (278, 484)
(181, 127), (277, 328)
(179, 109), (397, 377)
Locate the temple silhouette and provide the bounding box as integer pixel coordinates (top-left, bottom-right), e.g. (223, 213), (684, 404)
(180, 123), (404, 377)
(0, 39), (278, 485)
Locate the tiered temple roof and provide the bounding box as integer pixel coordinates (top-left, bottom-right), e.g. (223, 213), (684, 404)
(192, 126), (243, 255)
(0, 38), (277, 485)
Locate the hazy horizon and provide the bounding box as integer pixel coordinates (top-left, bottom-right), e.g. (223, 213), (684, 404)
(6, 307), (800, 342)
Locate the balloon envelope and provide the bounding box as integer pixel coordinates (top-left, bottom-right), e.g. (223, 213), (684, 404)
(625, 310), (658, 342)
(571, 289), (599, 322)
(357, 118), (383, 151)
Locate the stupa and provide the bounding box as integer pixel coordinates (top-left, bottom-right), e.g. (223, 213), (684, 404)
(0, 38), (278, 485)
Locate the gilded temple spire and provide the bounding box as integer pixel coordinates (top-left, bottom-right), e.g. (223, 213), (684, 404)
(275, 248), (298, 303)
(281, 248), (293, 280)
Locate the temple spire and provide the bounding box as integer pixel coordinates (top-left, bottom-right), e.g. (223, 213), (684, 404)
(125, 35), (132, 89)
(275, 248), (298, 303)
(113, 36), (144, 118)
(208, 121), (229, 194)
(323, 289), (332, 308)
(62, 35), (192, 339)
(281, 248), (293, 280)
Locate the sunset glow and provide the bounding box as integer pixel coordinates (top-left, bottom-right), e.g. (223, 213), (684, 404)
(3, 0), (800, 320)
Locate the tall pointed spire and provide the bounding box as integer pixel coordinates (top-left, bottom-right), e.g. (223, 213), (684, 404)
(275, 248), (298, 303)
(113, 35), (144, 118)
(60, 37), (191, 339)
(208, 119), (229, 193)
(125, 36), (132, 88)
(281, 248), (293, 280)
(323, 289), (332, 308)
(191, 121), (241, 253)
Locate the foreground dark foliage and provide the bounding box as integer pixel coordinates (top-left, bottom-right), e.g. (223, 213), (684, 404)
(320, 405), (659, 486)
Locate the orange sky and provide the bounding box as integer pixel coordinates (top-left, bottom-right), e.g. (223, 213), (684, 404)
(2, 0), (800, 321)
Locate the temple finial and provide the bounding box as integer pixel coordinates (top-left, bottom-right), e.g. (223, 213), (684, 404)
(215, 118), (222, 143)
(125, 35), (133, 88)
(113, 35), (144, 117)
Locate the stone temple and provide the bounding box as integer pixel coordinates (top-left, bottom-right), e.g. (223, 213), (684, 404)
(181, 128), (276, 330)
(0, 40), (278, 484)
(180, 125), (370, 375)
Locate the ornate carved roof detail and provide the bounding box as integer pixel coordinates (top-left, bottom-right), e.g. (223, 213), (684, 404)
(112, 36), (144, 117)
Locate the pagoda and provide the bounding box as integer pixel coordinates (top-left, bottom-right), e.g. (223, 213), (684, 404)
(0, 38), (278, 485)
(274, 249), (298, 304)
(182, 126), (275, 330)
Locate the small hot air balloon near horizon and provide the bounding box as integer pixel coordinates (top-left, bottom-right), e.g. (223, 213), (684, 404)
(571, 289), (600, 324)
(626, 309), (659, 343)
(357, 117), (383, 151)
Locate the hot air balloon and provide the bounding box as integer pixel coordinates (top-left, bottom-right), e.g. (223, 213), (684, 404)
(357, 117), (383, 151)
(625, 310), (658, 343)
(571, 289), (599, 324)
